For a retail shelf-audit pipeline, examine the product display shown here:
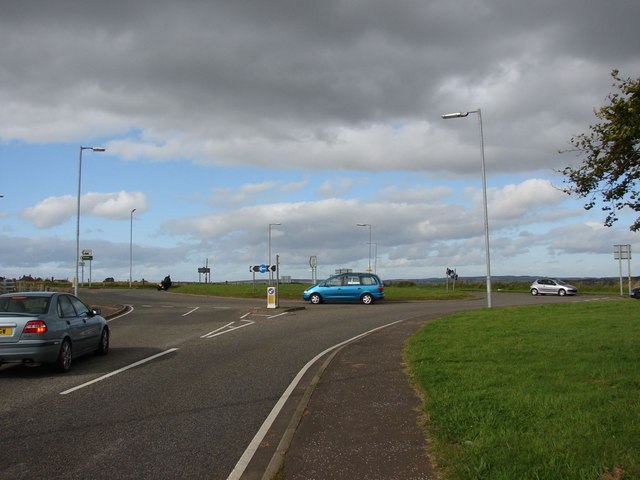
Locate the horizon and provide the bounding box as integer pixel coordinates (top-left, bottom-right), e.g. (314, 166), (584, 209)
(1, 2), (638, 283)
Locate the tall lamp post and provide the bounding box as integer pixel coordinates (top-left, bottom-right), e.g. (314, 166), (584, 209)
(356, 223), (372, 272)
(75, 146), (105, 297)
(369, 242), (378, 273)
(268, 223), (281, 285)
(129, 208), (136, 288)
(442, 109), (492, 308)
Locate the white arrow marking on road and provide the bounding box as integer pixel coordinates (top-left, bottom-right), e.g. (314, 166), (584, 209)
(200, 319), (255, 339)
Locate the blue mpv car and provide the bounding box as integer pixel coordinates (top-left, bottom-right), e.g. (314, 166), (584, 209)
(303, 273), (384, 305)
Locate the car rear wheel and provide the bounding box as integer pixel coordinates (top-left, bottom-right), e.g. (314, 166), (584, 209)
(310, 293), (322, 304)
(558, 289), (566, 296)
(361, 293), (374, 305)
(530, 288), (539, 296)
(55, 339), (72, 373)
(96, 327), (109, 355)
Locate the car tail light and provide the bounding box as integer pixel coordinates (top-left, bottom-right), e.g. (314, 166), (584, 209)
(378, 286), (384, 292)
(23, 320), (47, 334)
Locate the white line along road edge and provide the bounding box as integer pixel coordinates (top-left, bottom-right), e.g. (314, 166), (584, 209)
(226, 318), (405, 480)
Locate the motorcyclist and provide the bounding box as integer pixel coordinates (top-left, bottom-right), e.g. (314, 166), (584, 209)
(158, 275), (172, 291)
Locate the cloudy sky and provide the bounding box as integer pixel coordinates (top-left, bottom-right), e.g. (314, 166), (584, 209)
(1, 0), (639, 284)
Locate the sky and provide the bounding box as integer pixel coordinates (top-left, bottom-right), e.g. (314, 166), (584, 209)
(1, 0), (639, 284)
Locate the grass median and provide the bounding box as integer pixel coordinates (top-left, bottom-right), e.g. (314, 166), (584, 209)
(405, 300), (640, 480)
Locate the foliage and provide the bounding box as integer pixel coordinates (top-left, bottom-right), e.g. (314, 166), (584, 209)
(560, 70), (640, 231)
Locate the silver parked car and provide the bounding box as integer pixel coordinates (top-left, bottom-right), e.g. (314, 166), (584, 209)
(530, 278), (578, 296)
(0, 291), (109, 372)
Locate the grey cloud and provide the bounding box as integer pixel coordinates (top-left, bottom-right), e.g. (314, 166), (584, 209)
(3, 1), (637, 149)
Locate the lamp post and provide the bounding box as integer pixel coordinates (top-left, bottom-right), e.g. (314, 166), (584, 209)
(368, 242), (378, 273)
(75, 146), (105, 297)
(442, 109), (492, 308)
(268, 223), (281, 285)
(129, 208), (136, 288)
(356, 223), (372, 272)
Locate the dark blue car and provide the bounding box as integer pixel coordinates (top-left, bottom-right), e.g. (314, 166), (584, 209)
(303, 273), (384, 305)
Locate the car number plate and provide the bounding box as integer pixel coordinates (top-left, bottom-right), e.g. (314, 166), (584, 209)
(0, 327), (14, 335)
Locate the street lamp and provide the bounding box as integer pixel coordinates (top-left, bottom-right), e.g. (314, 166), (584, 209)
(129, 208), (136, 288)
(368, 242), (378, 273)
(75, 146), (105, 297)
(268, 223), (281, 285)
(356, 223), (372, 273)
(442, 109), (492, 308)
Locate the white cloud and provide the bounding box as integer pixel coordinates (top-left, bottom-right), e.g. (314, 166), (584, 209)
(21, 195), (76, 229)
(21, 191), (147, 229)
(488, 178), (566, 223)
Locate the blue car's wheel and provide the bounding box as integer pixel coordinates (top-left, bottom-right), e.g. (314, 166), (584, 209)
(310, 293), (322, 304)
(361, 293), (374, 305)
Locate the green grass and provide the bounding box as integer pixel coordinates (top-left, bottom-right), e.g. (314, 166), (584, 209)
(169, 282), (474, 301)
(16, 277), (633, 299)
(405, 301), (640, 480)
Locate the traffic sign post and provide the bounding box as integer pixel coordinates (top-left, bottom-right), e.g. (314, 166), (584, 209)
(267, 286), (277, 309)
(81, 249), (94, 288)
(613, 244), (632, 296)
(198, 267), (211, 283)
(249, 262), (279, 308)
(309, 256), (317, 284)
(250, 264), (277, 274)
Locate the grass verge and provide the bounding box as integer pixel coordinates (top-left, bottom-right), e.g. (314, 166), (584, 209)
(171, 282), (474, 301)
(405, 300), (640, 480)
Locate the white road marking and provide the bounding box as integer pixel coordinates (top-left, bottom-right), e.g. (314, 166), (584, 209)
(59, 348), (179, 395)
(182, 307), (200, 316)
(106, 305), (134, 322)
(226, 318), (405, 480)
(201, 319), (254, 339)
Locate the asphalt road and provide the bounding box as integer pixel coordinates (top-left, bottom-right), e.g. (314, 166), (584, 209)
(0, 289), (607, 479)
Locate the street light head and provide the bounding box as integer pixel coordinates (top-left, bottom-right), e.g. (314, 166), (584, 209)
(356, 223), (370, 227)
(91, 147), (106, 152)
(441, 112), (470, 119)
